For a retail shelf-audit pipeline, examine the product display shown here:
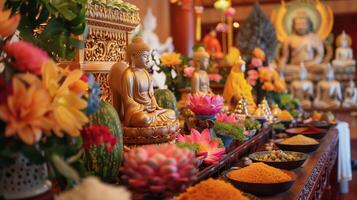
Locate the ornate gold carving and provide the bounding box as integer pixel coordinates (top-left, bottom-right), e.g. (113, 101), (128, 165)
(93, 72), (112, 103)
(84, 28), (127, 62)
(78, 3), (140, 103)
(87, 3), (140, 26)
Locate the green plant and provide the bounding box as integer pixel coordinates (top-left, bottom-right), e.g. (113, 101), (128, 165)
(244, 118), (261, 130)
(213, 122), (246, 141)
(5, 0), (88, 60)
(175, 142), (200, 153)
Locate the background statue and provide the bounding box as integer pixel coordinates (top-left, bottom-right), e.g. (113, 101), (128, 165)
(142, 8), (174, 54)
(191, 47), (211, 95)
(279, 11), (327, 81)
(332, 31), (356, 81)
(109, 37), (178, 144)
(203, 29), (223, 58)
(313, 64), (342, 109)
(342, 80), (357, 108)
(290, 62), (313, 109)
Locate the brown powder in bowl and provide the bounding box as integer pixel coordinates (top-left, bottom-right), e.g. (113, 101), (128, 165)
(227, 162), (292, 184)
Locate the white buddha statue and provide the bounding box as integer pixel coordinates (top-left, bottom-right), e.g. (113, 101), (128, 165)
(342, 80), (357, 108)
(332, 31), (356, 69)
(142, 8), (174, 54)
(313, 64), (342, 109)
(290, 62), (314, 109)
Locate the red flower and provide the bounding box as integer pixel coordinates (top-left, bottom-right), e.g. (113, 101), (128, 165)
(4, 41), (50, 75)
(82, 125), (118, 152)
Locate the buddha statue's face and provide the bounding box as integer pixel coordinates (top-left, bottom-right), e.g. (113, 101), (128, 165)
(293, 17), (311, 36)
(132, 51), (152, 69)
(194, 57), (209, 70)
(209, 30), (217, 38)
(341, 39), (348, 48)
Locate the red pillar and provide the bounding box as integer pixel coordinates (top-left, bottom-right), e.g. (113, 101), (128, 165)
(170, 0), (195, 56)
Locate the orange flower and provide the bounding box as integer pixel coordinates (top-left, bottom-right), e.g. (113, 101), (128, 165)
(69, 79), (88, 94)
(0, 0), (21, 37)
(160, 52), (182, 67)
(258, 68), (273, 82)
(262, 82), (274, 91)
(0, 74), (53, 145)
(274, 79), (287, 93)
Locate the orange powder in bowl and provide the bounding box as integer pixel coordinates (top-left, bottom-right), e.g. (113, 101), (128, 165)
(176, 178), (248, 200)
(227, 162), (292, 184)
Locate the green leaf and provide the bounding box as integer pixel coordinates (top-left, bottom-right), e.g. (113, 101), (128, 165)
(51, 154), (80, 184)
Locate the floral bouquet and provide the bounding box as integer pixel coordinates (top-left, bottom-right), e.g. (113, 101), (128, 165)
(246, 57), (287, 104)
(0, 8), (101, 190)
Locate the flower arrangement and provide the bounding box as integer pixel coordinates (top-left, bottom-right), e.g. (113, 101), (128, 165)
(160, 52), (182, 67)
(245, 49), (287, 104)
(177, 129), (225, 164)
(0, 16), (100, 188)
(188, 94), (223, 116)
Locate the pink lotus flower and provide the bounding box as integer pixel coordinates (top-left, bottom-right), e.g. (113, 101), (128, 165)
(177, 129), (225, 164)
(249, 58), (263, 68)
(216, 113), (237, 124)
(188, 94), (223, 115)
(208, 73), (223, 82)
(183, 66), (195, 77)
(4, 41), (50, 75)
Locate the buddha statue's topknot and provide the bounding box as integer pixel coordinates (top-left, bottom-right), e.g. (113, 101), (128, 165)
(193, 47), (209, 61)
(127, 37), (151, 59)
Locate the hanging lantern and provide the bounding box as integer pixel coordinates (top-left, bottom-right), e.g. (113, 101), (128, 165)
(214, 0), (231, 11)
(224, 7), (236, 17)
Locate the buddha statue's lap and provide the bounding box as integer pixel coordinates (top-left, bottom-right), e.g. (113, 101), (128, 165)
(109, 37), (178, 144)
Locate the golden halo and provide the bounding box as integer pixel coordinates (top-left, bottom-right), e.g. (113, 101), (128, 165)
(271, 1), (333, 42)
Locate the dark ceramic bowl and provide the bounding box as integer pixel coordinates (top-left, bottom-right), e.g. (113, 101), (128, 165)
(296, 121), (330, 129)
(224, 169), (296, 196)
(248, 151), (308, 170)
(285, 127), (327, 139)
(275, 140), (320, 153)
(280, 120), (296, 128)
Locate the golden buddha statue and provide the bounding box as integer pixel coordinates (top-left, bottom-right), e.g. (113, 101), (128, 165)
(191, 47), (212, 95)
(279, 11), (327, 81)
(313, 64), (342, 109)
(223, 56), (256, 113)
(109, 37), (178, 144)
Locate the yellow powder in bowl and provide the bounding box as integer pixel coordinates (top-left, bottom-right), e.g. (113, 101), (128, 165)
(281, 134), (319, 145)
(227, 163), (292, 184)
(177, 178), (248, 200)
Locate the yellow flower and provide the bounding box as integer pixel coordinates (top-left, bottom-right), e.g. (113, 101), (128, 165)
(42, 62), (88, 137)
(274, 79), (287, 93)
(160, 52), (182, 67)
(0, 74), (53, 145)
(262, 81), (274, 91)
